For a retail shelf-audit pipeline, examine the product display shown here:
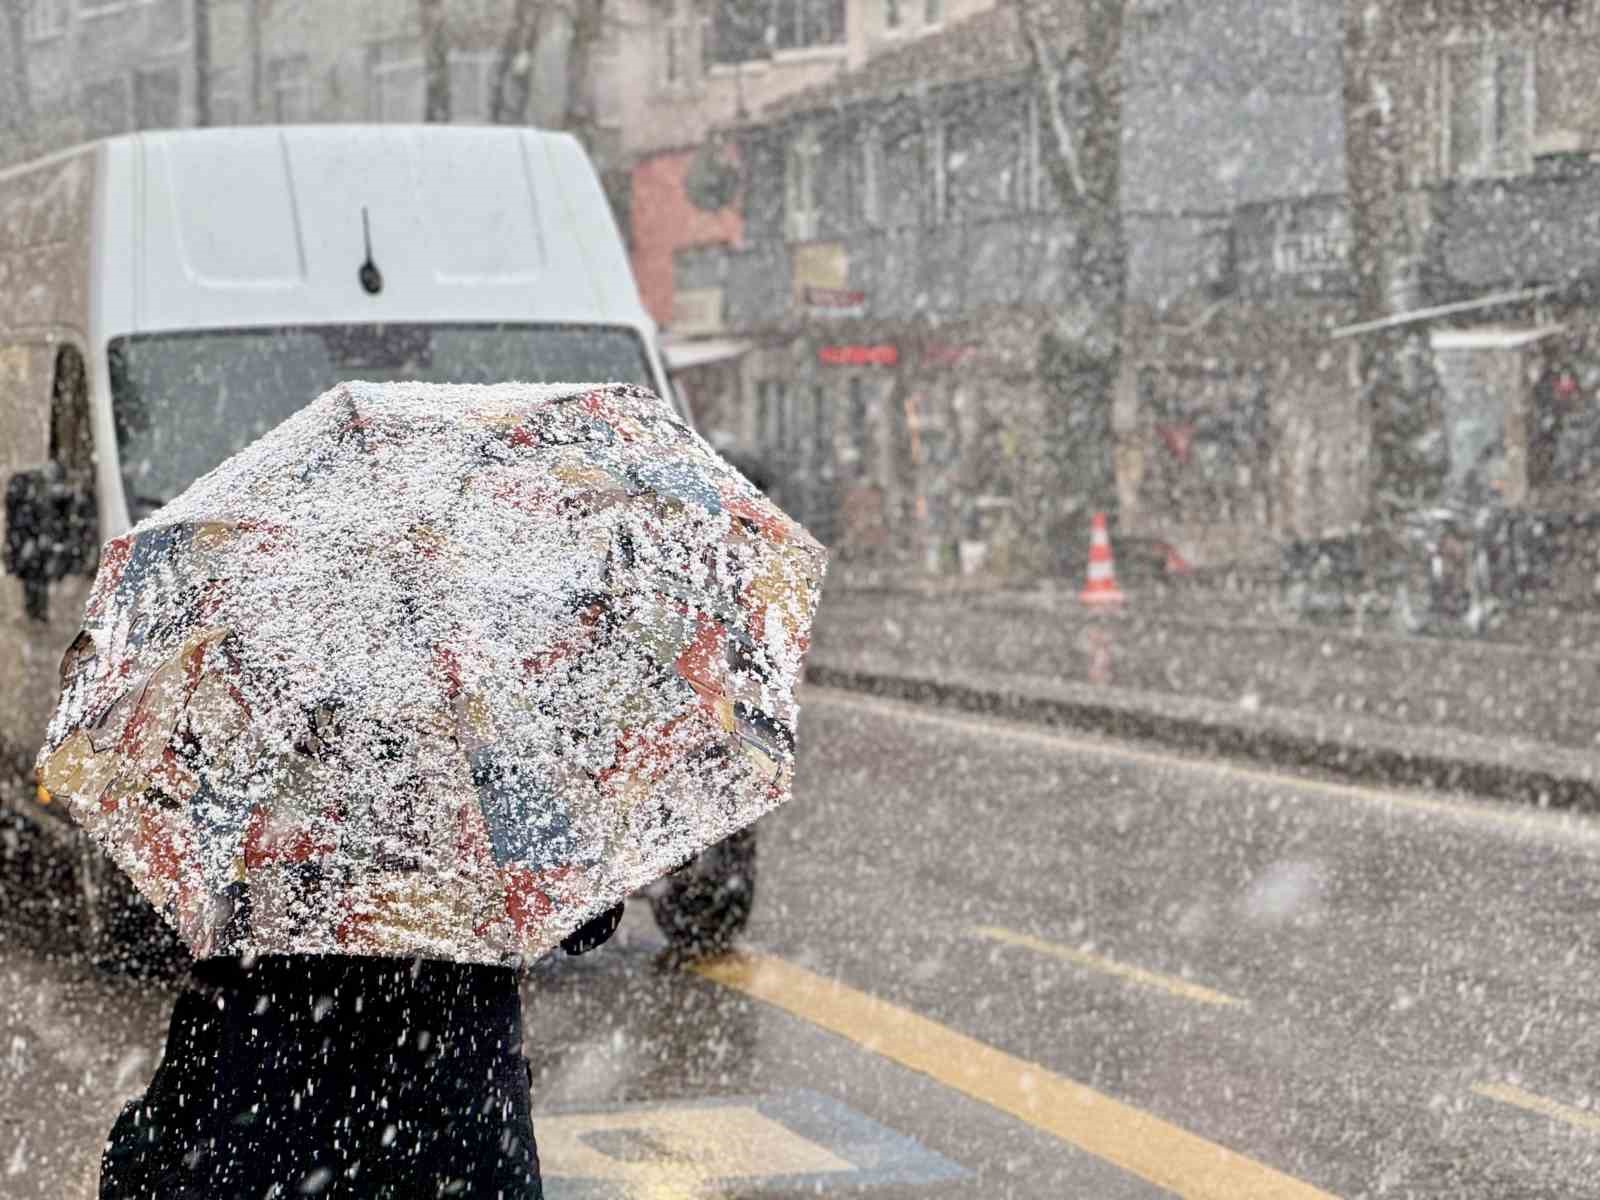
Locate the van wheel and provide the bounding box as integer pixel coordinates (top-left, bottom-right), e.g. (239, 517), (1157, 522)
(75, 841), (188, 978)
(650, 827), (756, 965)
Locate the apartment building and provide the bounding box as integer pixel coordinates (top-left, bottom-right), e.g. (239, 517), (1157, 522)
(635, 2), (1117, 574)
(1, 1), (611, 163)
(1337, 0), (1600, 600)
(1116, 0), (1358, 568)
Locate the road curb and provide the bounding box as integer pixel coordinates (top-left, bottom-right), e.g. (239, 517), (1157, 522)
(808, 660), (1600, 813)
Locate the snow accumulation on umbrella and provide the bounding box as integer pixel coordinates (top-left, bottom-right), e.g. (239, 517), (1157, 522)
(35, 382), (826, 965)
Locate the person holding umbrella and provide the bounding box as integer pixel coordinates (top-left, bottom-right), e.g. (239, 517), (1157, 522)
(36, 382), (825, 1199)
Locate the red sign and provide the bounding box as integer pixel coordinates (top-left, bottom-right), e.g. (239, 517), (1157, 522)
(818, 344), (898, 367)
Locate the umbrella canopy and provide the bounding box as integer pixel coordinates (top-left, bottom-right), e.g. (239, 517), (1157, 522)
(36, 382), (825, 964)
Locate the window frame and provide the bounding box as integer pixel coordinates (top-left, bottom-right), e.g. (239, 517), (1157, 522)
(132, 64), (182, 130)
(661, 0), (705, 93)
(447, 49), (496, 123)
(785, 125), (822, 243)
(1441, 39), (1535, 180)
(708, 0), (844, 65)
(859, 123), (881, 227)
(368, 39), (425, 123)
(25, 0), (68, 41)
(267, 55), (312, 124)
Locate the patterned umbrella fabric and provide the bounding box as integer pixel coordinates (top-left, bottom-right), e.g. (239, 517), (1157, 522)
(35, 382), (825, 964)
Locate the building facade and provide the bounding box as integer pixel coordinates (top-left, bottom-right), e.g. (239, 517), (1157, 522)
(1, 1), (620, 167)
(649, 3), (1120, 576)
(1345, 0), (1600, 565)
(1116, 0), (1361, 570)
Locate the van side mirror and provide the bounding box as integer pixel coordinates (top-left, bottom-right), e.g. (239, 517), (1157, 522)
(4, 465), (98, 621)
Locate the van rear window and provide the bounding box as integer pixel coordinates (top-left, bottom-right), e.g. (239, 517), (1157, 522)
(109, 324), (656, 518)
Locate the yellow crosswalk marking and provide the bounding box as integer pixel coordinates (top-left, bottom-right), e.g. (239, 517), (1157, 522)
(973, 925), (1248, 1009)
(695, 951), (1339, 1200)
(1472, 1081), (1600, 1134)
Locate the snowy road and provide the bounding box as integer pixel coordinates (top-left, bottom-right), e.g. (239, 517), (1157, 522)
(6, 688), (1600, 1197)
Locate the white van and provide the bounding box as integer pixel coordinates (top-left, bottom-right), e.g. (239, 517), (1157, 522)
(0, 125), (685, 962)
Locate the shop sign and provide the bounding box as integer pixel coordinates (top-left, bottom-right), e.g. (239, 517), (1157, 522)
(671, 287), (723, 336)
(819, 344), (898, 367)
(1272, 229), (1350, 277)
(803, 286), (867, 317)
(1234, 196), (1355, 299)
(793, 243), (866, 316)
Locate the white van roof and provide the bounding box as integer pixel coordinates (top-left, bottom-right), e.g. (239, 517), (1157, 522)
(97, 125), (653, 337)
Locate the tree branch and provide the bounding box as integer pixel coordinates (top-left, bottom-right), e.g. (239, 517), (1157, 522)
(492, 0), (545, 125)
(1013, 0), (1086, 204)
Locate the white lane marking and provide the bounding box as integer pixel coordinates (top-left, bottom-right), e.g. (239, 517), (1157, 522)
(972, 924), (1247, 1009)
(806, 688), (1600, 853)
(1472, 1081), (1600, 1135)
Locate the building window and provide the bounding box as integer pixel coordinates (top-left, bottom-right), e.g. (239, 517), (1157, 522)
(757, 379), (791, 464)
(25, 0), (67, 40)
(76, 0), (127, 16)
(880, 119), (925, 229)
(940, 93), (1034, 223)
(1443, 42), (1533, 179)
(370, 39), (423, 122)
(708, 0), (844, 64)
(449, 51), (495, 123)
(133, 66), (180, 130)
(775, 0), (845, 51)
(847, 376), (868, 477)
(268, 56), (310, 123)
(785, 126), (821, 242)
(813, 383), (834, 477)
(81, 78), (129, 137)
(662, 0), (703, 91)
(924, 0), (942, 25)
(209, 69), (243, 126)
(885, 0), (902, 31)
(859, 125), (880, 226)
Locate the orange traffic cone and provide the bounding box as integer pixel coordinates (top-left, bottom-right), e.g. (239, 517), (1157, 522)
(1162, 540), (1193, 576)
(1079, 512), (1126, 607)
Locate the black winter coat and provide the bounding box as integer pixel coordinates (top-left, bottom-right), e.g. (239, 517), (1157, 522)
(101, 906), (623, 1200)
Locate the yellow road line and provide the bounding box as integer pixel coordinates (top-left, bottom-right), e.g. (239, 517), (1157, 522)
(973, 924), (1247, 1009)
(1472, 1081), (1600, 1135)
(694, 951), (1337, 1200)
(809, 688), (1600, 851)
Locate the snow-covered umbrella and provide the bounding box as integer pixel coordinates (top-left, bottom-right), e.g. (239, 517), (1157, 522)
(35, 381), (825, 964)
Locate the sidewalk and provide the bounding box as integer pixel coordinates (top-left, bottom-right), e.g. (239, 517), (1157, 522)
(808, 571), (1600, 809)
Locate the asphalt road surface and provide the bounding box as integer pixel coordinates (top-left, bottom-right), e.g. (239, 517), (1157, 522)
(5, 688), (1600, 1198)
